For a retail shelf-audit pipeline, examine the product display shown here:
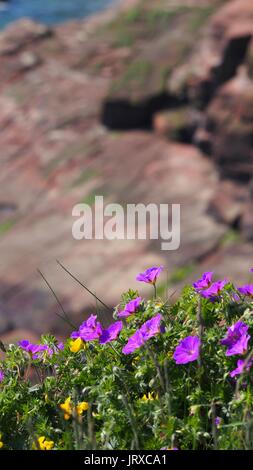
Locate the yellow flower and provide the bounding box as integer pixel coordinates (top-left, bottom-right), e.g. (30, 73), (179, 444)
(189, 405), (199, 416)
(69, 337), (85, 353)
(45, 393), (49, 403)
(37, 436), (54, 450)
(0, 433), (3, 449)
(132, 355), (140, 364)
(155, 302), (163, 308)
(141, 392), (158, 402)
(60, 396), (72, 420)
(60, 397), (89, 420)
(76, 401), (89, 416)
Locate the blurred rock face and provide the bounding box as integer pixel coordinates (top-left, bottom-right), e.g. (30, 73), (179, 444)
(0, 0), (253, 338)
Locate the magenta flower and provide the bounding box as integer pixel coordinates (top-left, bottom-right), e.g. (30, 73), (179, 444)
(225, 334), (250, 356)
(118, 297), (142, 318)
(201, 279), (228, 301)
(136, 266), (163, 285)
(230, 357), (253, 378)
(0, 370), (4, 383)
(139, 313), (163, 341)
(122, 313), (163, 355)
(173, 336), (200, 364)
(237, 285), (253, 297)
(99, 321), (123, 344)
(122, 330), (145, 355)
(221, 321), (249, 347)
(18, 339), (64, 359)
(221, 321), (250, 356)
(18, 340), (49, 359)
(193, 271), (213, 291)
(161, 447), (178, 450)
(71, 314), (103, 341)
(71, 315), (123, 345)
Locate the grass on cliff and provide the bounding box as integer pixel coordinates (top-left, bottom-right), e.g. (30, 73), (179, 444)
(106, 1), (223, 98)
(110, 2), (220, 48)
(0, 220), (15, 236)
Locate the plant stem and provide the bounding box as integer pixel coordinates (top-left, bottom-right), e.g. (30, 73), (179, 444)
(211, 402), (218, 450)
(197, 297), (204, 368)
(153, 283), (157, 299)
(145, 344), (165, 392)
(109, 343), (122, 359)
(87, 403), (96, 450)
(164, 359), (172, 415)
(115, 370), (140, 449)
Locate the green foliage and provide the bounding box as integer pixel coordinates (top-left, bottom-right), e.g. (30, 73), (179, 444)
(220, 229), (241, 247)
(109, 1), (223, 50)
(71, 168), (98, 188)
(110, 61), (153, 95)
(0, 219), (15, 236)
(1, 278), (253, 450)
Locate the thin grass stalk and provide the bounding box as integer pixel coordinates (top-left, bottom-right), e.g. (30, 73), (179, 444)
(56, 260), (112, 313)
(38, 269), (76, 329)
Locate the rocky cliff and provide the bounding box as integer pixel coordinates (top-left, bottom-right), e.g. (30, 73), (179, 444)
(0, 0), (253, 341)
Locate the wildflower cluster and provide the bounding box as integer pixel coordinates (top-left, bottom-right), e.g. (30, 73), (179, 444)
(1, 266), (253, 449)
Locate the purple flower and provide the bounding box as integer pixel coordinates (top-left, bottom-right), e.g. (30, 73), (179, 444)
(71, 314), (103, 341)
(225, 334), (250, 356)
(221, 321), (249, 347)
(237, 285), (253, 297)
(215, 417), (222, 427)
(28, 345), (49, 360)
(122, 313), (163, 355)
(99, 321), (123, 344)
(136, 266), (163, 285)
(161, 447), (178, 450)
(201, 279), (228, 301)
(173, 336), (200, 364)
(221, 321), (250, 356)
(193, 271), (213, 291)
(122, 330), (145, 355)
(18, 340), (49, 359)
(118, 297), (142, 318)
(230, 358), (253, 378)
(0, 370), (4, 383)
(231, 292), (240, 303)
(139, 313), (163, 341)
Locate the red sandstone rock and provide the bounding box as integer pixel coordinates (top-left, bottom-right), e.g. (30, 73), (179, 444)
(0, 19), (52, 56)
(206, 70), (253, 181)
(207, 180), (248, 226)
(0, 1), (253, 337)
(168, 0), (253, 105)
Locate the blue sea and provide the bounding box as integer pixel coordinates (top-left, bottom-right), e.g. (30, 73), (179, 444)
(0, 0), (117, 29)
